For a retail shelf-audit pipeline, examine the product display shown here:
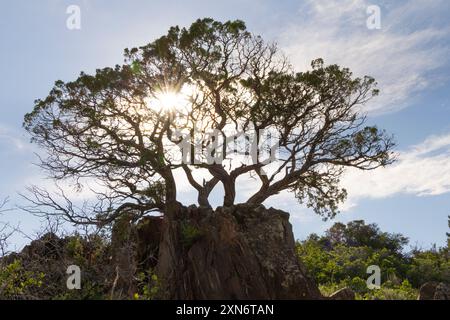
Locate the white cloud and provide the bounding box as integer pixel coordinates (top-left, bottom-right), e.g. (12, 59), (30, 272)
(341, 132), (450, 210)
(176, 132), (450, 213)
(279, 0), (450, 114)
(0, 124), (27, 151)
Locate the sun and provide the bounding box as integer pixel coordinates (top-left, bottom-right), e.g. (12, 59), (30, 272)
(146, 85), (195, 113)
(154, 91), (183, 111)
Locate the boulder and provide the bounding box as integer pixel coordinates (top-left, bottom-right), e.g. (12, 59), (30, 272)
(329, 287), (356, 300)
(433, 282), (450, 300)
(418, 282), (450, 300)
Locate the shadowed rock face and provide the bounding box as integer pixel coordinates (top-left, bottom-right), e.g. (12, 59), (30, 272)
(155, 204), (322, 299)
(418, 282), (450, 300)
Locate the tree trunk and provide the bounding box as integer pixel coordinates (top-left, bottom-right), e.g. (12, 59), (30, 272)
(222, 179), (236, 207)
(197, 192), (210, 208)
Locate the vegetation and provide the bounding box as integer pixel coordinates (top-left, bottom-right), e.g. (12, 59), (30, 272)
(0, 216), (447, 300)
(134, 270), (160, 300)
(297, 220), (449, 299)
(180, 220), (203, 248)
(0, 259), (44, 299)
(0, 232), (113, 300)
(22, 18), (393, 227)
(2, 19), (444, 300)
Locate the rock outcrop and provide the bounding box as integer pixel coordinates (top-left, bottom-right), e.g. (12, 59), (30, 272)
(433, 282), (450, 300)
(418, 282), (450, 300)
(329, 287), (356, 300)
(155, 204), (321, 299)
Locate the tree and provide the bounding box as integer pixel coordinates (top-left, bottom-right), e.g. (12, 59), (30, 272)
(23, 18), (394, 225)
(0, 198), (6, 212)
(0, 198), (15, 257)
(447, 215), (449, 247)
(326, 220), (408, 252)
(300, 220), (409, 283)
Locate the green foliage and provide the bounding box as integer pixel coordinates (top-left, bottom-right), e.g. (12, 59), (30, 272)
(366, 280), (417, 300)
(65, 233), (110, 268)
(66, 236), (84, 265)
(0, 259), (44, 299)
(297, 220), (449, 300)
(325, 220), (408, 251)
(319, 279), (418, 300)
(447, 215), (450, 247)
(58, 234), (111, 299)
(24, 18), (394, 222)
(180, 221), (203, 248)
(13, 233), (111, 300)
(134, 269), (160, 300)
(407, 247), (450, 287)
(53, 282), (106, 300)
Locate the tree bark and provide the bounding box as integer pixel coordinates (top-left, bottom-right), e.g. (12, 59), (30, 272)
(246, 187), (274, 205)
(198, 191), (210, 208)
(223, 178), (236, 207)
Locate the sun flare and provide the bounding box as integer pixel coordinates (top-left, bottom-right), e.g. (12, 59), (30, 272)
(146, 85), (196, 113)
(154, 91), (183, 111)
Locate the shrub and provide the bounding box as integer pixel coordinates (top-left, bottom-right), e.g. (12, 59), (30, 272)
(180, 221), (202, 248)
(0, 259), (44, 299)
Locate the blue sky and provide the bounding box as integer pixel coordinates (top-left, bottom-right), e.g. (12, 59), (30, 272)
(0, 0), (449, 250)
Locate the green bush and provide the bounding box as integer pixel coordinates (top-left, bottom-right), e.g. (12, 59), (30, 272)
(297, 220), (448, 300)
(0, 259), (44, 299)
(134, 269), (160, 300)
(180, 221), (203, 248)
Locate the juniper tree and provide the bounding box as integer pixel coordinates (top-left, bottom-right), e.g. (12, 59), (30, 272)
(23, 18), (394, 225)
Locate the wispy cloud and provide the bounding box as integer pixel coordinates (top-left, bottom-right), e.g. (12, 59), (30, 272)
(341, 132), (450, 210)
(279, 0), (450, 114)
(224, 131), (450, 214)
(0, 124), (27, 151)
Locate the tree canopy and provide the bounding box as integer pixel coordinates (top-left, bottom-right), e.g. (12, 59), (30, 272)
(23, 18), (394, 225)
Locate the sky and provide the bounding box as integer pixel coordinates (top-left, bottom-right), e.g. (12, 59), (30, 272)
(0, 0), (449, 251)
